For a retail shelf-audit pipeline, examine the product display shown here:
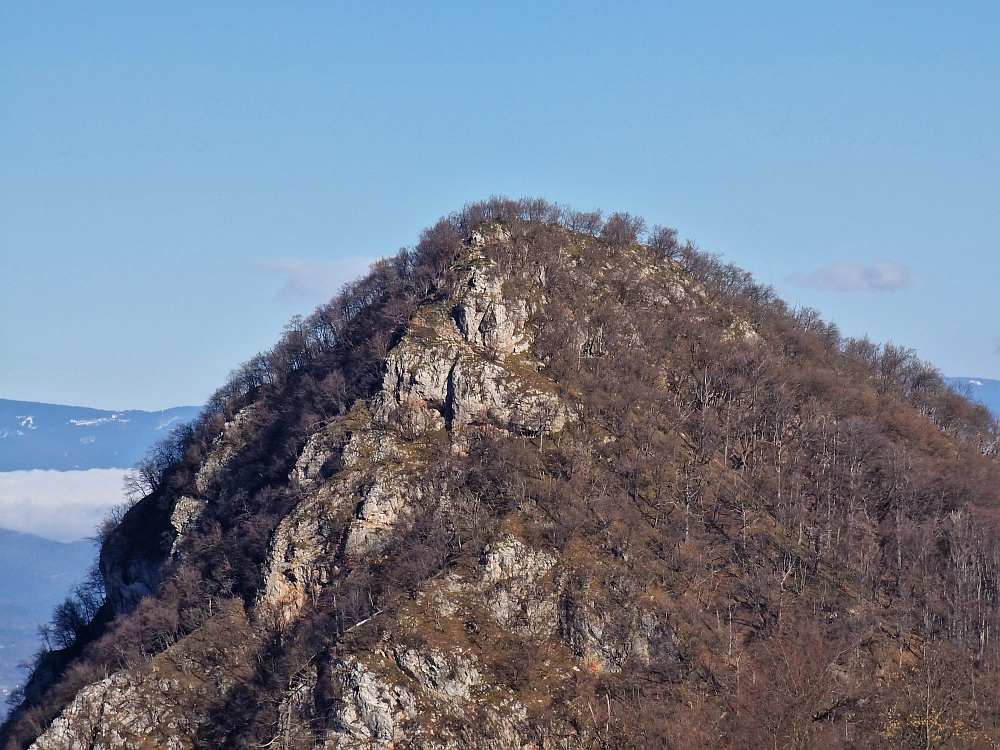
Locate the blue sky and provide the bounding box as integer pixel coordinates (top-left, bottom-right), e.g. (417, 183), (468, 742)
(2, 1), (998, 410)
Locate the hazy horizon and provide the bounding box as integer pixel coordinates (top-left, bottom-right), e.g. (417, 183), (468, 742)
(0, 469), (124, 543)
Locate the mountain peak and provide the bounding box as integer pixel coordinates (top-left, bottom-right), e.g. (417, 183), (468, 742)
(6, 200), (1000, 749)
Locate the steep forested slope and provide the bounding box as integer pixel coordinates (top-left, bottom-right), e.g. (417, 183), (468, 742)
(5, 200), (1000, 750)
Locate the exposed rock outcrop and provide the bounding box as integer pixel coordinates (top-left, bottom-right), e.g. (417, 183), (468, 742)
(259, 254), (571, 628)
(31, 601), (253, 750)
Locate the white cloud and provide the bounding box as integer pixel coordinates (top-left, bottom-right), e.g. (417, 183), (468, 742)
(0, 469), (126, 543)
(789, 260), (917, 292)
(256, 257), (376, 308)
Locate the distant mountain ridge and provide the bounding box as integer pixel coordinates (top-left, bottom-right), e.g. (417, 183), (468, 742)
(0, 400), (201, 471)
(946, 377), (1000, 419)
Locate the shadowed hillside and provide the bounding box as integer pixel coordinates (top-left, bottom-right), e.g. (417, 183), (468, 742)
(5, 199), (1000, 750)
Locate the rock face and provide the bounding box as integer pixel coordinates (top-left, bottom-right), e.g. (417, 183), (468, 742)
(259, 247), (571, 630)
(10, 206), (1000, 750)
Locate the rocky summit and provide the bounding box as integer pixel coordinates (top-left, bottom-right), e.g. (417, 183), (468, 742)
(5, 199), (1000, 749)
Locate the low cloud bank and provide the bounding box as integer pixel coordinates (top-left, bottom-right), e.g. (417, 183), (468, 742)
(789, 260), (917, 292)
(0, 469), (126, 543)
(256, 257), (376, 308)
